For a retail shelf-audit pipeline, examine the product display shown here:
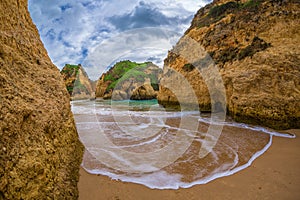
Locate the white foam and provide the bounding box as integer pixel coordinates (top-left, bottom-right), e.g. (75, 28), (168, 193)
(198, 117), (296, 138)
(81, 135), (272, 189)
(82, 135), (273, 190)
(179, 135), (273, 189)
(83, 139), (269, 190)
(82, 166), (184, 189)
(73, 100), (295, 190)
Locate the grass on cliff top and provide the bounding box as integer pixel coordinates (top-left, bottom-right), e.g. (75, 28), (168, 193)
(61, 64), (81, 78)
(61, 64), (80, 72)
(209, 0), (261, 17)
(196, 0), (261, 28)
(104, 60), (147, 81)
(60, 64), (84, 94)
(103, 60), (159, 92)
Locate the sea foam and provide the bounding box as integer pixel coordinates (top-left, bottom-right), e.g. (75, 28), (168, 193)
(73, 100), (295, 189)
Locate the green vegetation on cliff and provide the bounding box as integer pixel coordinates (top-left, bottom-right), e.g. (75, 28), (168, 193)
(187, 0), (272, 65)
(61, 64), (88, 95)
(61, 64), (81, 94)
(61, 64), (80, 74)
(103, 60), (160, 92)
(193, 0), (262, 29)
(95, 60), (162, 100)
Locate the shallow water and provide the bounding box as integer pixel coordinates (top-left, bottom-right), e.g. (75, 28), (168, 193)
(72, 99), (295, 189)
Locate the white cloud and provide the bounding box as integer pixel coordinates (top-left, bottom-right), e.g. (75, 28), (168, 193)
(28, 0), (212, 80)
(83, 27), (180, 80)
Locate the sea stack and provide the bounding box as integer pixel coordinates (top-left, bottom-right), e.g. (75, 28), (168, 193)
(61, 64), (95, 100)
(157, 0), (300, 129)
(0, 0), (84, 199)
(95, 60), (162, 100)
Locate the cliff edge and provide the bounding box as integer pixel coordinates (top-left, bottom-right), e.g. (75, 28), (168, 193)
(0, 0), (84, 199)
(157, 0), (300, 129)
(61, 64), (95, 100)
(95, 60), (162, 100)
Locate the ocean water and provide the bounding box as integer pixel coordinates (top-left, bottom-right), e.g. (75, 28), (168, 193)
(71, 99), (295, 189)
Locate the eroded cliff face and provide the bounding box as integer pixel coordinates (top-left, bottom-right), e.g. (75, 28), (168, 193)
(158, 0), (300, 129)
(0, 0), (84, 199)
(61, 64), (95, 100)
(95, 61), (162, 100)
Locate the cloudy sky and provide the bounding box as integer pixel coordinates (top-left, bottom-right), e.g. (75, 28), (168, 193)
(28, 0), (211, 80)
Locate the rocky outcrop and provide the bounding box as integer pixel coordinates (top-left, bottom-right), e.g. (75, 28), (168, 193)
(158, 0), (300, 129)
(131, 80), (157, 100)
(61, 64), (95, 100)
(95, 74), (112, 99)
(0, 0), (84, 199)
(95, 60), (162, 100)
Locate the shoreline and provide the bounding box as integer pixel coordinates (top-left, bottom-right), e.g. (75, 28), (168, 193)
(78, 129), (300, 200)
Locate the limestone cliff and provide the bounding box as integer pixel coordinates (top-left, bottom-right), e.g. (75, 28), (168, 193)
(0, 0), (84, 199)
(95, 60), (162, 100)
(158, 0), (300, 129)
(61, 64), (95, 100)
(131, 78), (157, 100)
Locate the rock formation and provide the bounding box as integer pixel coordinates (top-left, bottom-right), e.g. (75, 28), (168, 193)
(95, 60), (162, 100)
(157, 0), (300, 129)
(61, 64), (95, 100)
(0, 0), (84, 199)
(131, 79), (157, 100)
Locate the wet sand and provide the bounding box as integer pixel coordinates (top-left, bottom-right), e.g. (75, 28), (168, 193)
(78, 129), (300, 200)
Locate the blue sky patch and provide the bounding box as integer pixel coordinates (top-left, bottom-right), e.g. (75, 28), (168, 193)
(28, 0), (212, 79)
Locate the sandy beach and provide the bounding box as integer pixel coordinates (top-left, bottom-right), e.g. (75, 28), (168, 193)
(78, 129), (300, 200)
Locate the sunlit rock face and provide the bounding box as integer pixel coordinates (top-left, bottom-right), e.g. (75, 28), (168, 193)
(158, 0), (300, 129)
(61, 64), (95, 100)
(0, 0), (84, 198)
(95, 60), (162, 100)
